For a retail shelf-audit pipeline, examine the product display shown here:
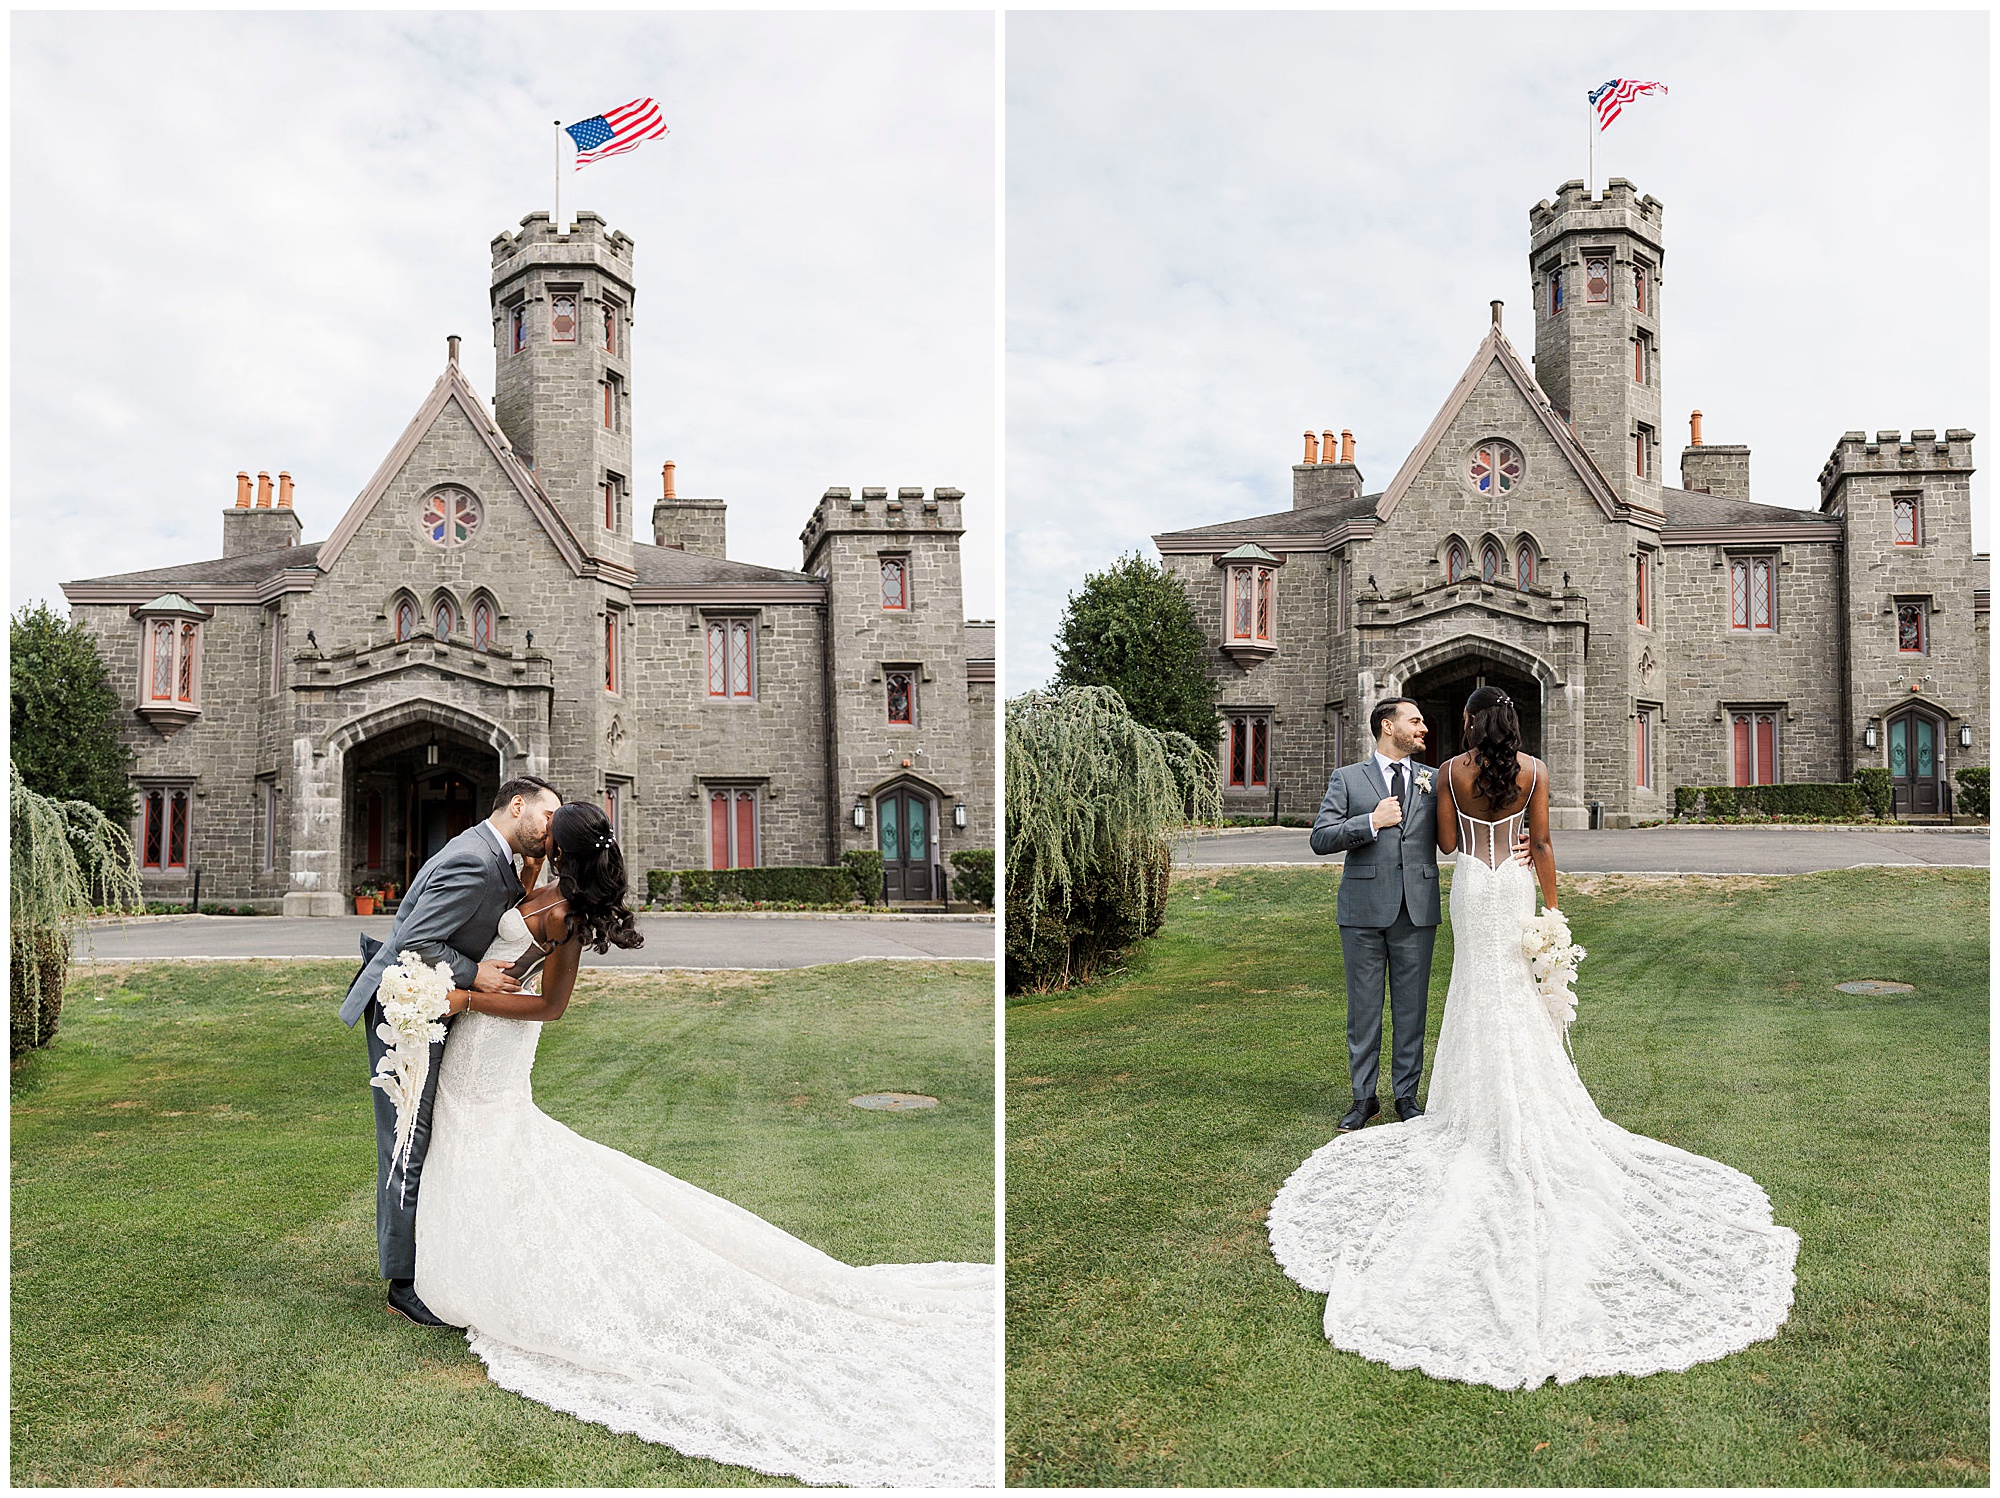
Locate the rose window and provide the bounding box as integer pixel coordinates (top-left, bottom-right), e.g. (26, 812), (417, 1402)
(420, 489), (483, 548)
(1468, 441), (1523, 496)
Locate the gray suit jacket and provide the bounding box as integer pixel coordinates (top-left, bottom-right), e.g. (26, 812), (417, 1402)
(339, 823), (524, 1027)
(1309, 758), (1442, 929)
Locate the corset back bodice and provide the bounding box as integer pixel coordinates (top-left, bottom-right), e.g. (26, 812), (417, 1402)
(1449, 757), (1538, 962)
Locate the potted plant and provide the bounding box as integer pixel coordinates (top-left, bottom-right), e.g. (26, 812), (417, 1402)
(354, 883), (378, 917)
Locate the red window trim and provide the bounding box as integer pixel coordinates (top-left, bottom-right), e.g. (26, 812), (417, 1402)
(881, 557), (909, 610)
(886, 669), (917, 726)
(146, 787), (190, 870)
(1893, 495), (1920, 546)
(1635, 710), (1653, 789)
(1516, 544), (1536, 588)
(550, 293), (577, 343)
(705, 617), (755, 699)
(604, 611), (618, 693)
(1228, 566), (1276, 643)
(708, 787), (758, 870)
(1896, 600), (1928, 655)
(1635, 551), (1652, 627)
(1730, 711), (1780, 786)
(1225, 714), (1271, 790)
(472, 600), (493, 652)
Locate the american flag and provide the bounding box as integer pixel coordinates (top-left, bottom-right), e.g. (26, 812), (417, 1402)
(1589, 78), (1668, 131)
(565, 98), (669, 170)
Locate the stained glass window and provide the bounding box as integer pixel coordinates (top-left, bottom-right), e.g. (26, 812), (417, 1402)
(706, 618), (754, 698)
(510, 305), (526, 353)
(1897, 601), (1926, 654)
(882, 558), (908, 610)
(1254, 567), (1274, 641)
(1226, 715), (1271, 790)
(1515, 544), (1535, 588)
(1586, 256), (1610, 303)
(419, 489), (482, 548)
(602, 304), (617, 353)
(1633, 264), (1649, 313)
(167, 790), (189, 868)
(1893, 495), (1919, 545)
(1636, 552), (1652, 626)
(1468, 441), (1522, 495)
(1550, 268), (1564, 313)
(150, 620), (174, 699)
(550, 294), (577, 342)
(886, 670), (916, 726)
(142, 789), (164, 868)
(604, 613), (618, 692)
(178, 623), (197, 700)
(1730, 557), (1774, 631)
(1231, 566), (1254, 637)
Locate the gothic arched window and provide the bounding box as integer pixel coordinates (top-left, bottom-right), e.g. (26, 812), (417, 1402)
(1481, 543), (1502, 583)
(1445, 540), (1471, 582)
(433, 598), (456, 639)
(550, 294), (578, 343)
(394, 597), (417, 642)
(472, 599), (493, 652)
(1515, 543), (1536, 589)
(1586, 256), (1611, 304)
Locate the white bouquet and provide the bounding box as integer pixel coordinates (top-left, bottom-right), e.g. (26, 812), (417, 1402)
(370, 948), (456, 1200)
(1520, 908), (1586, 1036)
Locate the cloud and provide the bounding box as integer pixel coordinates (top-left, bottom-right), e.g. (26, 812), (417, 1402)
(1006, 10), (1989, 691)
(11, 12), (994, 619)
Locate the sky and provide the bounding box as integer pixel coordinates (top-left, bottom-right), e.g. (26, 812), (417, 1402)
(1007, 10), (1990, 692)
(11, 12), (995, 619)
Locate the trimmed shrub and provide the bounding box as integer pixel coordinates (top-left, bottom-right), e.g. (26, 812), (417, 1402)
(1854, 767), (1895, 820)
(1675, 782), (1867, 821)
(1953, 765), (1989, 819)
(841, 849), (885, 906)
(949, 849), (995, 908)
(649, 866), (860, 907)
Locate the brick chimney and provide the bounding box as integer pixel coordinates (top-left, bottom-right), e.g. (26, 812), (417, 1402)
(223, 467), (304, 556)
(650, 460), (728, 557)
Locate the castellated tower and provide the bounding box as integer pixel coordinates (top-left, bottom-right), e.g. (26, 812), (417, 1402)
(489, 210), (637, 570)
(1530, 178), (1665, 514)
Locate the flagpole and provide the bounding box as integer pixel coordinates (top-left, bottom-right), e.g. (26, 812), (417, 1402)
(554, 119), (563, 234)
(1586, 95), (1593, 196)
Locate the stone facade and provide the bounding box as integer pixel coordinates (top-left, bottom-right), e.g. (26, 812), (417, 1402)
(65, 212), (992, 910)
(1156, 179), (1989, 828)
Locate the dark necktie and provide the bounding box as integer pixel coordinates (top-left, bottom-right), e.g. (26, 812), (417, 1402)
(1391, 762), (1405, 813)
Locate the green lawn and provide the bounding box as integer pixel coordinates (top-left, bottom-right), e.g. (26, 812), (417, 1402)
(1006, 867), (1989, 1486)
(13, 959), (995, 1487)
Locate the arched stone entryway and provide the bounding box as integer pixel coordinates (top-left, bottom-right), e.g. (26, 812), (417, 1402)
(1884, 702), (1950, 817)
(867, 773), (944, 903)
(1376, 634), (1585, 829)
(284, 698), (531, 916)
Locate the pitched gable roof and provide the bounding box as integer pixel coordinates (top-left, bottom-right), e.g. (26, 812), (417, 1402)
(1374, 326), (1631, 524)
(316, 355), (589, 575)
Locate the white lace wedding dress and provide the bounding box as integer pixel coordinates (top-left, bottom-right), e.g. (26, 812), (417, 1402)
(1268, 775), (1799, 1390)
(413, 900), (995, 1486)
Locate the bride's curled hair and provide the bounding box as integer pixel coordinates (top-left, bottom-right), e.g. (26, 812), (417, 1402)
(548, 802), (645, 954)
(1463, 684), (1524, 810)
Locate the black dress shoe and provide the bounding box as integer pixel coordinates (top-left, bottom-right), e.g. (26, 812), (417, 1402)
(1395, 1096), (1425, 1122)
(386, 1279), (451, 1327)
(1338, 1096), (1381, 1133)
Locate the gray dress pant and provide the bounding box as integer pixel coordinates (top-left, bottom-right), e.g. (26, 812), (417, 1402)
(363, 995), (454, 1280)
(1338, 895), (1437, 1102)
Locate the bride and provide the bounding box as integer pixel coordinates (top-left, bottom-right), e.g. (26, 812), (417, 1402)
(1268, 685), (1799, 1390)
(411, 800), (994, 1486)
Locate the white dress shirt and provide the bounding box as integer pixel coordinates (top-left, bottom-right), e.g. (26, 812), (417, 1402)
(1367, 750), (1415, 840)
(481, 817), (525, 876)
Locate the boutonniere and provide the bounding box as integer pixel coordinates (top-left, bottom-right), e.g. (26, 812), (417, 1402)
(1414, 768), (1435, 795)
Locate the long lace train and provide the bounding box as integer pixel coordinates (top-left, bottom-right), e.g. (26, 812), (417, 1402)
(1268, 851), (1799, 1389)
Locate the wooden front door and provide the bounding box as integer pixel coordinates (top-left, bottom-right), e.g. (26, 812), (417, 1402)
(1888, 708), (1945, 816)
(878, 788), (933, 902)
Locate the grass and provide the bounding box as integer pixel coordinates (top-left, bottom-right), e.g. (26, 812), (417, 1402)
(1006, 866), (1989, 1486)
(13, 958), (994, 1487)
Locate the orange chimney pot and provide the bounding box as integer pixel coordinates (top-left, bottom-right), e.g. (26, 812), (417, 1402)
(277, 471), (294, 508)
(1690, 410), (1704, 447)
(1340, 429), (1355, 464)
(1303, 431), (1319, 465)
(1322, 430), (1336, 464)
(256, 471), (273, 508)
(235, 472), (252, 508)
(662, 460), (677, 499)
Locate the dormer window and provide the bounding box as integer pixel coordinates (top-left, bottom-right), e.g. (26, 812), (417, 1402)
(133, 594), (206, 737)
(550, 293), (578, 343)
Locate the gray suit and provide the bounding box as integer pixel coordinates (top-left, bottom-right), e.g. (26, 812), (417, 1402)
(344, 823), (522, 1279)
(1310, 758), (1441, 1104)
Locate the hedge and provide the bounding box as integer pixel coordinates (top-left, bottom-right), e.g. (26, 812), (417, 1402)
(841, 849), (885, 905)
(647, 866), (861, 907)
(1954, 765), (1989, 819)
(949, 849), (994, 908)
(1853, 767), (1895, 820)
(1673, 782), (1868, 821)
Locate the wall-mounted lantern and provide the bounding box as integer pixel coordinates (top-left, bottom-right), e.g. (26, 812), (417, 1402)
(1864, 722), (1878, 751)
(853, 799), (867, 830)
(953, 802), (967, 829)
(426, 731), (440, 767)
(1960, 724), (1974, 749)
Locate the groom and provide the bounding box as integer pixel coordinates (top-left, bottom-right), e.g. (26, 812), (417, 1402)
(341, 773), (561, 1324)
(1310, 697), (1440, 1134)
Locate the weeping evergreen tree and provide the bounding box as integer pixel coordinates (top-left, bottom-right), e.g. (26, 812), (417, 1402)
(1005, 685), (1221, 992)
(11, 762), (144, 1055)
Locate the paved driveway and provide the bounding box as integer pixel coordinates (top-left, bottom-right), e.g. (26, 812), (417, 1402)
(74, 913), (996, 968)
(1188, 825), (1988, 875)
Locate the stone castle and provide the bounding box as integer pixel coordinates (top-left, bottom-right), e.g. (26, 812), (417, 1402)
(65, 211), (993, 910)
(1155, 179), (1988, 827)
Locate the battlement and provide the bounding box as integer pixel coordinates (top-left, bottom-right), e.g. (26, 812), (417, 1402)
(489, 211), (635, 279)
(799, 486), (966, 558)
(1529, 177), (1664, 254)
(1818, 428), (1977, 505)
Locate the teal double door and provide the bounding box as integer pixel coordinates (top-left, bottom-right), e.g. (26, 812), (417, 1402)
(1887, 707), (1946, 816)
(877, 787), (936, 902)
